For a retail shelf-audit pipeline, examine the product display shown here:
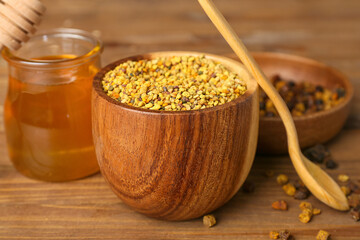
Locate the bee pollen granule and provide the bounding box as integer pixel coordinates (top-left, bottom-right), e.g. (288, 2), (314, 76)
(102, 55), (247, 111)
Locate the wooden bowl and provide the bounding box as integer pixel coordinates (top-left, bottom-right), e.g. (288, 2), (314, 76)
(251, 52), (354, 154)
(92, 51), (259, 220)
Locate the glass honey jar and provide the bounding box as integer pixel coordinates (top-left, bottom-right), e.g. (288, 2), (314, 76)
(2, 28), (102, 181)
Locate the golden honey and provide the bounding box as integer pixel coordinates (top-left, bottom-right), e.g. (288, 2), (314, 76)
(2, 29), (102, 181)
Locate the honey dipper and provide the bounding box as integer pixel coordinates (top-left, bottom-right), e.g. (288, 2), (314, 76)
(0, 0), (45, 50)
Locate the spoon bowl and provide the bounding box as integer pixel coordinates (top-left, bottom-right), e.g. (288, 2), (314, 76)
(299, 156), (349, 210)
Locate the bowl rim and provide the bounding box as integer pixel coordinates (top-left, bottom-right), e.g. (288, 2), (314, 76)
(250, 51), (354, 122)
(93, 51), (258, 116)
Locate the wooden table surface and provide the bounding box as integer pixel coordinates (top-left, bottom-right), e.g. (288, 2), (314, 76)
(0, 0), (359, 239)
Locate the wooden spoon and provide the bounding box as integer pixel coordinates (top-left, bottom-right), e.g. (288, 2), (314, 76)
(198, 0), (349, 211)
(0, 0), (45, 51)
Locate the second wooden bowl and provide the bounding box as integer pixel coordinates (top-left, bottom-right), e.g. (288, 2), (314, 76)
(92, 51), (259, 220)
(252, 52), (354, 154)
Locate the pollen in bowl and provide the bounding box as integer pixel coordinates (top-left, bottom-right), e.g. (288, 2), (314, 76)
(4, 55), (100, 181)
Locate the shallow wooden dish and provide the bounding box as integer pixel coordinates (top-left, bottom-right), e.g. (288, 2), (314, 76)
(251, 52), (354, 154)
(92, 51), (259, 220)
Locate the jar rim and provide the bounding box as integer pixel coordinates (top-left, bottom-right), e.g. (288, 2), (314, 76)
(1, 28), (103, 69)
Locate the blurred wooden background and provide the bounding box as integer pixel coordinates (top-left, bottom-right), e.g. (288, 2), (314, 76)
(1, 0), (359, 128)
(27, 0), (359, 126)
(0, 0), (359, 239)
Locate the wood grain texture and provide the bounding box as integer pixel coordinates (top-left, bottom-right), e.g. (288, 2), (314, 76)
(0, 130), (359, 239)
(92, 52), (259, 220)
(248, 52), (354, 154)
(0, 3), (37, 34)
(2, 0), (42, 25)
(0, 0), (44, 50)
(0, 0), (359, 238)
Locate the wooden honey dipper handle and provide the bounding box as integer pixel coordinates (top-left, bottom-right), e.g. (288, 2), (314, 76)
(0, 0), (45, 51)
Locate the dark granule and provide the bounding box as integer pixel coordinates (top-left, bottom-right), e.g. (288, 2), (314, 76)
(294, 187), (310, 200)
(348, 194), (360, 208)
(303, 144), (330, 164)
(294, 180), (305, 189)
(259, 75), (346, 117)
(347, 181), (360, 194)
(279, 230), (292, 240)
(325, 158), (338, 169)
(350, 206), (360, 221)
(265, 170), (275, 177)
(242, 181), (255, 193)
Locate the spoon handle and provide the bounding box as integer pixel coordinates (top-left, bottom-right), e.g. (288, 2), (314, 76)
(197, 0), (301, 153)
